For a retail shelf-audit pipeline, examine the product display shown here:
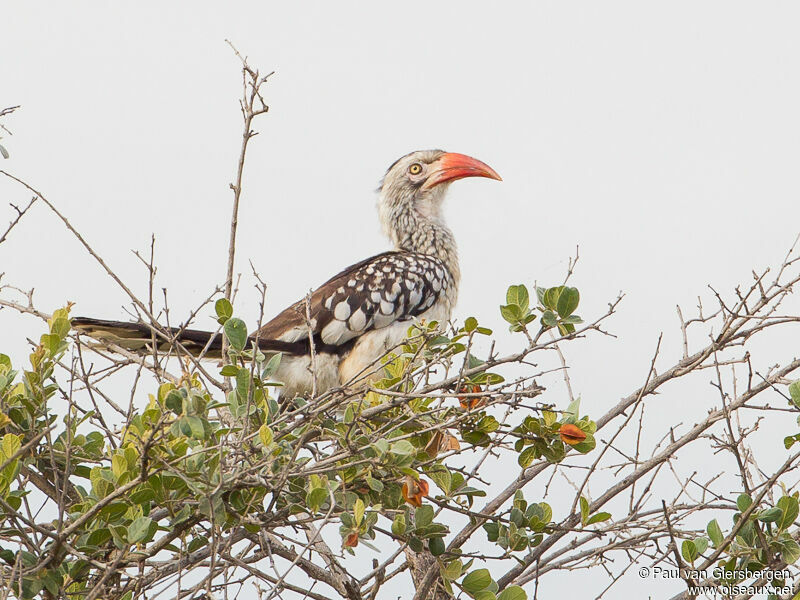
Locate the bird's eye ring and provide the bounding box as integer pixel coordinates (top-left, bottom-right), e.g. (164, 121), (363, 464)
(408, 163), (423, 175)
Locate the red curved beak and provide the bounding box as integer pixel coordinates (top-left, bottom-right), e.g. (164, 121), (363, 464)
(422, 152), (502, 190)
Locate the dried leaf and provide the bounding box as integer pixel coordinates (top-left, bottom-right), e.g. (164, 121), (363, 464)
(402, 476), (429, 507)
(559, 423), (587, 446)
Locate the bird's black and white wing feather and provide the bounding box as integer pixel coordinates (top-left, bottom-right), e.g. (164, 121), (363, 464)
(257, 251), (455, 351)
(73, 251), (454, 358)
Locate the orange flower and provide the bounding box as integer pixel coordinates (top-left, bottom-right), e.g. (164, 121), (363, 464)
(402, 476), (430, 507)
(458, 384), (485, 410)
(343, 532), (359, 548)
(559, 423), (587, 446)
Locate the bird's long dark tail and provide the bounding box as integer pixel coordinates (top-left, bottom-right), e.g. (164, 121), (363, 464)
(71, 317), (300, 358)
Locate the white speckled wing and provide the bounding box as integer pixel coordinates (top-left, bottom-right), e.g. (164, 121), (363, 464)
(256, 251), (455, 348)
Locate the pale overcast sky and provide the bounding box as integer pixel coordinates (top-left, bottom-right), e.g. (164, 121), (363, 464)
(2, 2), (800, 597)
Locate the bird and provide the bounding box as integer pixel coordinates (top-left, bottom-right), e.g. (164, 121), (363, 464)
(72, 149), (501, 399)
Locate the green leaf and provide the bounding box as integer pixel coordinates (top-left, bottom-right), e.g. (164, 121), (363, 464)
(542, 286), (564, 310)
(1, 434), (21, 460)
(529, 502), (552, 526)
(565, 397), (581, 419)
(693, 536), (709, 555)
(429, 536), (445, 556)
(414, 523), (449, 540)
(506, 285), (529, 313)
(540, 310), (557, 328)
(779, 537), (800, 563)
(183, 416), (206, 439)
(477, 415), (500, 433)
(224, 318), (248, 352)
(462, 568), (493, 594)
(366, 476), (384, 492)
(5, 492), (21, 511)
(390, 440), (415, 456)
(441, 559), (463, 581)
(586, 512), (611, 525)
(572, 432), (596, 454)
(464, 317), (478, 332)
(0, 144), (8, 159)
(0, 560), (23, 588)
(778, 496), (799, 530)
(50, 316), (71, 338)
(429, 468), (452, 496)
(735, 520), (756, 547)
(220, 365), (239, 377)
(306, 488), (328, 513)
(164, 390), (183, 414)
(215, 298), (233, 324)
(392, 513), (406, 536)
(454, 486), (486, 499)
(556, 287), (580, 318)
(42, 571), (63, 596)
(111, 455), (127, 480)
(353, 498), (365, 527)
(736, 493), (752, 512)
(86, 528), (111, 547)
(500, 304), (522, 325)
(497, 586), (527, 600)
(259, 425), (273, 447)
(579, 496), (589, 525)
(40, 333), (61, 354)
(557, 323), (575, 336)
(789, 380), (800, 407)
(517, 447), (536, 469)
(128, 516), (154, 543)
(707, 519), (723, 547)
(681, 540), (698, 564)
(415, 505), (434, 528)
(262, 352), (282, 378)
(98, 502), (128, 522)
(235, 368), (250, 400)
(187, 535), (209, 553)
(757, 507), (783, 523)
(560, 314), (584, 325)
(373, 439), (389, 455)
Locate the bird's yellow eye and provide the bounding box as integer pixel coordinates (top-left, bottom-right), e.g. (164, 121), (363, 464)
(408, 163), (423, 175)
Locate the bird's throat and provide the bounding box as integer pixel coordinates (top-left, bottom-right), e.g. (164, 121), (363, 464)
(392, 207), (461, 288)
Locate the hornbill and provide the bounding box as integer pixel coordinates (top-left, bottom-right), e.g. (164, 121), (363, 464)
(72, 150), (501, 398)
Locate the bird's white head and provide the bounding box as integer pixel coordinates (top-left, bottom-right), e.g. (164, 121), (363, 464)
(377, 149), (501, 256)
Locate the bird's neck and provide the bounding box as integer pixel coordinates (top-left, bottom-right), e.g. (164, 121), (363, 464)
(385, 204), (461, 287)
